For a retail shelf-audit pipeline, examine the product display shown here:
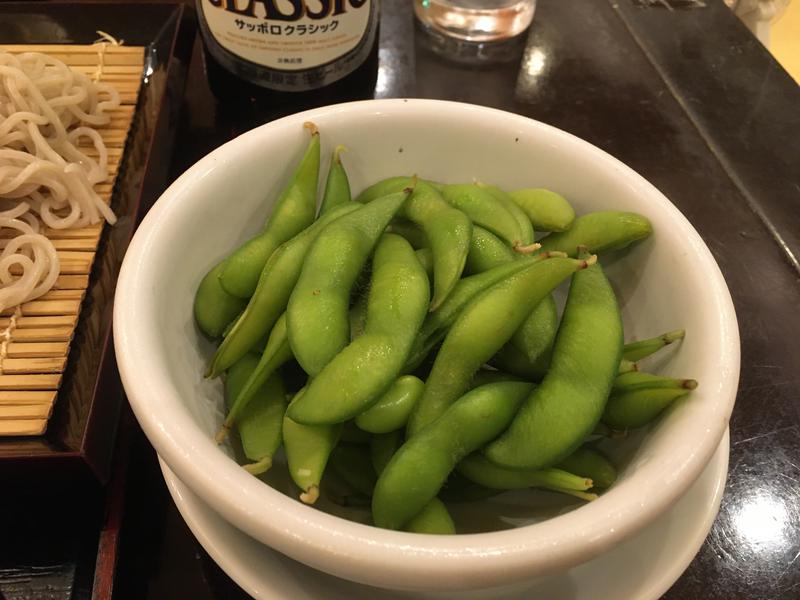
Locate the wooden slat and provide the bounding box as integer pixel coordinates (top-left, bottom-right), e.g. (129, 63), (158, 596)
(0, 419), (47, 435)
(8, 327), (73, 343)
(0, 44), (142, 435)
(2, 357), (67, 374)
(0, 404), (52, 420)
(0, 374), (61, 390)
(0, 391), (57, 405)
(6, 342), (70, 358)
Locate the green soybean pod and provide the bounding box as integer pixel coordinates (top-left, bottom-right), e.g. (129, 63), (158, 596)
(464, 226), (517, 275)
(486, 254), (623, 470)
(603, 386), (695, 430)
(537, 211), (652, 256)
(612, 371), (698, 394)
(194, 260), (247, 339)
(355, 375), (424, 434)
(373, 381), (532, 530)
(288, 234), (429, 424)
(283, 388), (342, 504)
(491, 342), (549, 381)
(557, 447), (617, 490)
(354, 176), (443, 204)
(476, 182), (535, 247)
(509, 189), (576, 232)
(221, 123), (320, 298)
(468, 369), (525, 389)
(319, 145), (351, 216)
(287, 189), (411, 376)
(441, 183), (523, 247)
(415, 248), (434, 278)
(405, 252), (565, 371)
(217, 313), (293, 441)
(370, 430), (402, 475)
(329, 443), (377, 497)
(387, 220), (429, 249)
(457, 454), (594, 497)
(623, 329), (685, 362)
(407, 256), (590, 436)
(208, 203), (361, 378)
(510, 294), (559, 366)
(368, 431), (456, 534)
(618, 359), (638, 374)
(224, 354), (286, 475)
(403, 182), (472, 310)
(403, 498), (455, 535)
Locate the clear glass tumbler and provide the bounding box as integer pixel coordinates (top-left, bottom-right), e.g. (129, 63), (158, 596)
(414, 0), (537, 42)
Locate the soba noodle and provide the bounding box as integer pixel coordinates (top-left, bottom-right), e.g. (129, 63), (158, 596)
(0, 50), (120, 312)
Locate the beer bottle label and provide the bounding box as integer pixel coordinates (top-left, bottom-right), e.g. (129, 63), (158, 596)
(200, 0), (372, 71)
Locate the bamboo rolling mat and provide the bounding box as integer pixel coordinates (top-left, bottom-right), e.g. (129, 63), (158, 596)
(0, 43), (145, 436)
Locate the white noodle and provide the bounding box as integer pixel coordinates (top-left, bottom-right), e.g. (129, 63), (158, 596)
(0, 50), (120, 312)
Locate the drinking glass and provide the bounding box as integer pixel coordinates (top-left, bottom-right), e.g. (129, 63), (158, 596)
(414, 0), (537, 42)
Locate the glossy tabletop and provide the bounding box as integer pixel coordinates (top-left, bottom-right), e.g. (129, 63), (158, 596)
(3, 0), (800, 598)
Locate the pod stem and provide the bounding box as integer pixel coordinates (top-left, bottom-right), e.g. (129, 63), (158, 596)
(682, 379), (699, 390)
(300, 485), (320, 505)
(303, 121), (319, 136)
(580, 254), (598, 268)
(332, 144), (347, 164)
(514, 242), (542, 254)
(550, 488), (599, 502)
(663, 329), (686, 344)
(215, 420), (232, 444)
(243, 456), (273, 475)
(541, 250), (568, 259)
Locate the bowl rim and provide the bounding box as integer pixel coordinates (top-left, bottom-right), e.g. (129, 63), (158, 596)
(114, 98), (740, 590)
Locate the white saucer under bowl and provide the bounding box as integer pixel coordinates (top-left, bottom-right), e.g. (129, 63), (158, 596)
(159, 429), (729, 600)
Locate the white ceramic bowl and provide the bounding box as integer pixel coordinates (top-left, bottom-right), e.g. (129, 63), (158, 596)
(114, 99), (739, 593)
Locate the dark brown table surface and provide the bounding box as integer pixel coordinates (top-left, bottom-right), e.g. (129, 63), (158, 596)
(3, 0), (800, 598)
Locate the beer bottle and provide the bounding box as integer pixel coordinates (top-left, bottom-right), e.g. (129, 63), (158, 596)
(196, 0), (380, 98)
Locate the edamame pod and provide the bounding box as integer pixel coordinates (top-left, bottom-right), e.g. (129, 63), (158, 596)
(403, 182), (472, 310)
(457, 454), (594, 497)
(224, 354), (286, 475)
(220, 123), (320, 298)
(468, 369), (525, 389)
(362, 181), (471, 310)
(623, 329), (685, 362)
(403, 498), (455, 535)
(329, 443), (377, 497)
(368, 430), (456, 534)
(217, 313), (293, 441)
(486, 254), (623, 469)
(283, 388), (342, 504)
(441, 183), (522, 247)
(415, 247), (434, 277)
(370, 430), (402, 475)
(209, 203), (361, 377)
(354, 176), (442, 204)
(510, 294), (559, 366)
(289, 234), (429, 424)
(537, 211), (652, 256)
(319, 145), (351, 216)
(405, 251), (566, 371)
(387, 220), (428, 249)
(464, 226), (517, 275)
(355, 375), (424, 434)
(194, 260), (247, 339)
(557, 447), (617, 489)
(491, 340), (549, 381)
(618, 359), (638, 374)
(373, 381), (532, 530)
(509, 189), (575, 232)
(612, 371), (698, 393)
(288, 189), (412, 376)
(476, 182), (535, 247)
(603, 386), (696, 430)
(407, 256), (592, 436)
